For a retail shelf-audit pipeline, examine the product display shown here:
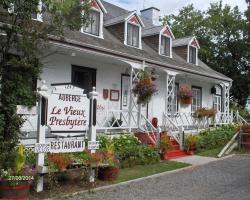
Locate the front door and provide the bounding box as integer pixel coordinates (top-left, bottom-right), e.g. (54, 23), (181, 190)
(72, 65), (96, 96)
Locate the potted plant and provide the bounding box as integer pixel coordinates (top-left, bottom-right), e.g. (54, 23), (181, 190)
(185, 134), (199, 154)
(132, 70), (157, 105)
(0, 145), (35, 199)
(97, 140), (120, 181)
(178, 85), (193, 105)
(109, 117), (123, 127)
(159, 133), (172, 160)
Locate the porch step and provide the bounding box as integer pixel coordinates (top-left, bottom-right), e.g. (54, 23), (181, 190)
(165, 150), (191, 160)
(134, 132), (158, 146)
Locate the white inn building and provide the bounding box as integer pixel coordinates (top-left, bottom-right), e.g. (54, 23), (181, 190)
(17, 0), (235, 144)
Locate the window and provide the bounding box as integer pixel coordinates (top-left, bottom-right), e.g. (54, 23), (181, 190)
(213, 85), (222, 112)
(160, 36), (171, 56)
(192, 87), (202, 112)
(72, 66), (96, 96)
(189, 46), (197, 64)
(84, 10), (100, 36)
(127, 23), (139, 47)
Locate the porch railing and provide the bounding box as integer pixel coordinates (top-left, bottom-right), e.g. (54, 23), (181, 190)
(96, 109), (138, 131)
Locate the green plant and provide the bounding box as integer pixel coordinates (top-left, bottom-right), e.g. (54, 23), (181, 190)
(160, 133), (172, 153)
(196, 125), (237, 151)
(116, 145), (160, 168)
(0, 145), (35, 186)
(185, 134), (199, 151)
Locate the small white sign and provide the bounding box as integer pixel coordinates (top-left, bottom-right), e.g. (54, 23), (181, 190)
(88, 141), (100, 150)
(34, 139), (85, 153)
(17, 105), (37, 115)
(35, 143), (50, 153)
(47, 85), (89, 137)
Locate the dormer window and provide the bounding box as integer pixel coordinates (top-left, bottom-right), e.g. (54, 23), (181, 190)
(160, 36), (171, 56)
(158, 26), (174, 57)
(127, 23), (139, 47)
(81, 0), (107, 38)
(188, 38), (199, 65)
(124, 12), (144, 49)
(84, 10), (100, 36)
(189, 46), (197, 64)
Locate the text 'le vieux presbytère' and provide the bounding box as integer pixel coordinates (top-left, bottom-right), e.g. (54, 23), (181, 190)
(48, 93), (88, 129)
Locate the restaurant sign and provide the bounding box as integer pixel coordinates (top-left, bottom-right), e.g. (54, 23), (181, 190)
(47, 85), (89, 136)
(34, 139), (85, 153)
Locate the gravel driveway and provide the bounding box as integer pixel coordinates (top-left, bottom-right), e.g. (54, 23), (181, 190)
(63, 155), (250, 200)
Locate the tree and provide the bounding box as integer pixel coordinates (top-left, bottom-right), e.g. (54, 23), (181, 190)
(0, 0), (90, 169)
(163, 1), (250, 106)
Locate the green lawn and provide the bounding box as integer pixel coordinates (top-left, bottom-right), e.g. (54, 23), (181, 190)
(196, 147), (222, 157)
(114, 161), (190, 183)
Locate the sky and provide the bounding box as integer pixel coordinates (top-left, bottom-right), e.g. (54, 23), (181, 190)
(105, 0), (248, 16)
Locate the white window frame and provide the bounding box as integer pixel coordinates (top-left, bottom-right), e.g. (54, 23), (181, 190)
(81, 8), (104, 39)
(124, 21), (142, 49)
(187, 45), (198, 65)
(213, 85), (223, 112)
(191, 86), (202, 112)
(159, 35), (172, 57)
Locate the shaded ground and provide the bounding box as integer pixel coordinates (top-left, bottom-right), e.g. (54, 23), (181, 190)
(63, 155), (250, 200)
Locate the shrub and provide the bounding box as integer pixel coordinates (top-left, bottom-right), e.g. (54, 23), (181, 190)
(116, 145), (160, 168)
(196, 125), (237, 151)
(97, 134), (160, 168)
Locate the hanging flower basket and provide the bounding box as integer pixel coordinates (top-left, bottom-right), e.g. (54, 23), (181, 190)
(178, 85), (192, 105)
(194, 108), (217, 119)
(132, 71), (157, 105)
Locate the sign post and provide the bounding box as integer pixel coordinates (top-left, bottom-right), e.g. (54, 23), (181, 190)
(36, 81), (49, 192)
(88, 87), (98, 182)
(34, 82), (98, 191)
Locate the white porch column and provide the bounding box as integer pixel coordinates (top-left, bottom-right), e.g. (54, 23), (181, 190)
(222, 82), (231, 123)
(164, 70), (178, 114)
(127, 61), (144, 131)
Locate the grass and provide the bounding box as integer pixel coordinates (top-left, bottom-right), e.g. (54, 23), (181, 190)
(114, 161), (190, 183)
(196, 147), (222, 157)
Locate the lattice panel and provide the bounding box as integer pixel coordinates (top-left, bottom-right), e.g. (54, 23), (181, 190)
(166, 74), (176, 113)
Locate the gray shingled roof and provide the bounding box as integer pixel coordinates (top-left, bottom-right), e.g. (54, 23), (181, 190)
(142, 25), (164, 37)
(56, 1), (231, 82)
(104, 11), (132, 26)
(173, 36), (193, 47)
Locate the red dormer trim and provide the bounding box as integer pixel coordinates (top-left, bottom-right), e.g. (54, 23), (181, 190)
(129, 15), (140, 25)
(161, 25), (175, 39)
(163, 29), (171, 37)
(191, 38), (198, 47)
(91, 0), (100, 10)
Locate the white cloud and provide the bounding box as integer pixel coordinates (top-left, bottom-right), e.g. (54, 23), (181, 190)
(105, 0), (248, 16)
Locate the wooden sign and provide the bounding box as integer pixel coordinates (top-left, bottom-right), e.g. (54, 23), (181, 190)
(47, 85), (89, 136)
(34, 139), (85, 153)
